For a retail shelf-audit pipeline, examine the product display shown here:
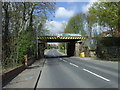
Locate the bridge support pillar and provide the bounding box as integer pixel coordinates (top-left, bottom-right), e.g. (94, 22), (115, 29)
(67, 42), (75, 56)
(38, 42), (45, 58)
(75, 41), (84, 57)
(75, 42), (81, 57)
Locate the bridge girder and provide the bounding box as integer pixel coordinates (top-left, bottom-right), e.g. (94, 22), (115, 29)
(37, 36), (87, 42)
(37, 36), (87, 57)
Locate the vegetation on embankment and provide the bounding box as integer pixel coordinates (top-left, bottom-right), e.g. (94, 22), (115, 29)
(58, 43), (67, 54)
(59, 49), (66, 54)
(2, 2), (55, 72)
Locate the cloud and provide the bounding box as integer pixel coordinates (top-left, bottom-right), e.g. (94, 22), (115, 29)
(55, 7), (75, 18)
(45, 20), (67, 33)
(82, 0), (98, 13)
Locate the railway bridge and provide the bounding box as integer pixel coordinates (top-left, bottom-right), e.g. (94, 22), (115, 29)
(37, 34), (88, 58)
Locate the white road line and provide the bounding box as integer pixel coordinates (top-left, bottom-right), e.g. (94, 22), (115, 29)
(70, 63), (79, 68)
(63, 60), (67, 62)
(60, 58), (62, 60)
(83, 68), (110, 82)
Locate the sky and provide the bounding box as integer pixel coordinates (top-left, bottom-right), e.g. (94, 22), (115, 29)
(45, 1), (98, 45)
(44, 1), (97, 34)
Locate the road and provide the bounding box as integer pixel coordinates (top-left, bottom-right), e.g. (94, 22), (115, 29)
(36, 49), (118, 88)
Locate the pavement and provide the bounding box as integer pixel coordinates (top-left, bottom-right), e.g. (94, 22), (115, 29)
(3, 59), (45, 88)
(37, 49), (119, 88)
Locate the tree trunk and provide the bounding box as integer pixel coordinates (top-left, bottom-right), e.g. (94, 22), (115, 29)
(29, 7), (34, 27)
(3, 3), (11, 59)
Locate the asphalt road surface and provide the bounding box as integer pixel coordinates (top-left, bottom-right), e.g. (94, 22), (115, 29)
(37, 49), (118, 88)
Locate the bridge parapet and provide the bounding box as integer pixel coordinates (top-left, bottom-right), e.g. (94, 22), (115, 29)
(39, 33), (82, 36)
(37, 36), (87, 40)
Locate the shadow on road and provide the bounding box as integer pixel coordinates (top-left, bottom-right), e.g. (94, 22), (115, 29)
(44, 55), (70, 59)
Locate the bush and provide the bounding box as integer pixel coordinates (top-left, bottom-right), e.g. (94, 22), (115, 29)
(17, 29), (36, 63)
(97, 37), (120, 47)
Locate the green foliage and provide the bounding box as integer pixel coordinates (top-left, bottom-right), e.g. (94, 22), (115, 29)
(88, 2), (119, 30)
(2, 2), (56, 70)
(17, 29), (36, 62)
(59, 43), (65, 50)
(97, 37), (120, 47)
(59, 43), (66, 54)
(64, 14), (86, 36)
(59, 49), (66, 54)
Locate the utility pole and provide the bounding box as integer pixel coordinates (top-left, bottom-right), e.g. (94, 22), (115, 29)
(36, 23), (40, 59)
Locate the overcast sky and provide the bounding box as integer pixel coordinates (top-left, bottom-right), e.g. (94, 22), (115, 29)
(44, 1), (98, 34)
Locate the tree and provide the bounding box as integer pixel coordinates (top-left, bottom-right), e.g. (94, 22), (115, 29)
(64, 13), (86, 36)
(2, 2), (11, 64)
(88, 2), (119, 36)
(2, 2), (56, 69)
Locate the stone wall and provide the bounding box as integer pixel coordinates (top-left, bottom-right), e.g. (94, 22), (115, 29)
(96, 37), (120, 60)
(74, 41), (90, 57)
(96, 46), (120, 60)
(75, 42), (80, 56)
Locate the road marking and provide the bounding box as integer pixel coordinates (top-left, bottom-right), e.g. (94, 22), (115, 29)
(63, 60), (67, 62)
(70, 63), (79, 68)
(83, 68), (110, 82)
(60, 58), (62, 60)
